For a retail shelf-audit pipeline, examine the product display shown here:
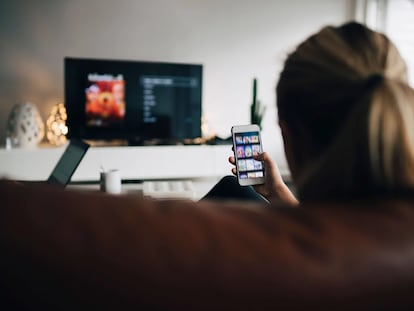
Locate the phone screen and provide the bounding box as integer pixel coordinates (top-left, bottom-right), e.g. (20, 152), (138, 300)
(232, 125), (265, 186)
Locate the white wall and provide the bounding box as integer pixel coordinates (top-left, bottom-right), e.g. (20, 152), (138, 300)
(0, 0), (355, 171)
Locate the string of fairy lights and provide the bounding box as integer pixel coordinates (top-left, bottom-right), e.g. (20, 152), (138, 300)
(46, 103), (68, 146)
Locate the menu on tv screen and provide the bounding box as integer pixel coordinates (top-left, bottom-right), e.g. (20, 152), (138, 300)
(65, 57), (202, 145)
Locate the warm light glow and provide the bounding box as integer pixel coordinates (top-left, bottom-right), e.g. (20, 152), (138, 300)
(46, 103), (68, 146)
(201, 115), (216, 139)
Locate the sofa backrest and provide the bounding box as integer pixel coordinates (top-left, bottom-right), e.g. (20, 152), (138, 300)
(1, 180), (414, 310)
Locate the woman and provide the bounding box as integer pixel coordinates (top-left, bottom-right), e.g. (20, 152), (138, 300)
(204, 21), (414, 205)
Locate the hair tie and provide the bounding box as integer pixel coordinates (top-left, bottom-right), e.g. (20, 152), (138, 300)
(365, 73), (384, 88)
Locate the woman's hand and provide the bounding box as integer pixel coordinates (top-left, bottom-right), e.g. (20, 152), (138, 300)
(229, 152), (298, 206)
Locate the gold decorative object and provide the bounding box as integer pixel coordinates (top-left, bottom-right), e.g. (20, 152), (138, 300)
(46, 103), (68, 146)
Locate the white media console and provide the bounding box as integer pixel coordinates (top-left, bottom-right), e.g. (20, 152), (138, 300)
(0, 143), (233, 182)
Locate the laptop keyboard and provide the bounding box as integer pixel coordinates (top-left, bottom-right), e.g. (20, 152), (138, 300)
(142, 180), (195, 199)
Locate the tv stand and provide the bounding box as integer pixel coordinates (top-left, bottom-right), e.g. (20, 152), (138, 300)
(82, 138), (208, 147)
(127, 138), (183, 146)
(128, 137), (212, 147)
(0, 144), (232, 182)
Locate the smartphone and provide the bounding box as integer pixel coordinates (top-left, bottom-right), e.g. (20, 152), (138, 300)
(231, 124), (265, 186)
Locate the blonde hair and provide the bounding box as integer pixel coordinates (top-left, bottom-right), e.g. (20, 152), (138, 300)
(277, 22), (414, 200)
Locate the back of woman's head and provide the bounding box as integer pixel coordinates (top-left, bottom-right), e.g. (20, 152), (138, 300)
(277, 21), (414, 200)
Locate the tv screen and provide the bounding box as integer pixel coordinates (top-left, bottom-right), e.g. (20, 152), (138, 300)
(65, 57), (202, 145)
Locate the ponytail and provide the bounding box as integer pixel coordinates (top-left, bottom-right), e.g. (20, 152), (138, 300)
(368, 78), (414, 188)
(295, 77), (414, 200)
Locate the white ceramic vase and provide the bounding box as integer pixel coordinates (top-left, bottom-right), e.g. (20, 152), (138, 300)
(6, 102), (45, 148)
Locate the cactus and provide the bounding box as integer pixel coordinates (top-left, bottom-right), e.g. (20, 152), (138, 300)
(250, 78), (266, 129)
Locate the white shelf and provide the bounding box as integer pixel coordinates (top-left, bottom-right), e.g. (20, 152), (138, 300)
(67, 177), (221, 200)
(0, 144), (233, 182)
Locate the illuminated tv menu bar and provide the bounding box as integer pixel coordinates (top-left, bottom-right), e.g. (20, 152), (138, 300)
(141, 76), (198, 124)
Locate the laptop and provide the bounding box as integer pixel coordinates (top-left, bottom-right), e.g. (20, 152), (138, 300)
(46, 138), (90, 187)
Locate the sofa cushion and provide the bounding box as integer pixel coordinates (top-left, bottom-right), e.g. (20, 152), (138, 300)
(1, 180), (414, 310)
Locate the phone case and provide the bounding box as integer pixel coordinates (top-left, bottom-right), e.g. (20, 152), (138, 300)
(231, 124), (265, 186)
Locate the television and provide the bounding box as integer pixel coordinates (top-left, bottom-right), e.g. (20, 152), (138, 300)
(64, 57), (202, 145)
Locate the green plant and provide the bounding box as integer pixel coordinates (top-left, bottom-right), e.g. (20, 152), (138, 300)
(250, 78), (266, 129)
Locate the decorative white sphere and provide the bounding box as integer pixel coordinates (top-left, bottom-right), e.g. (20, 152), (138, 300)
(6, 102), (45, 148)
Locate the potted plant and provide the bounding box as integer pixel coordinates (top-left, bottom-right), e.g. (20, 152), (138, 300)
(250, 78), (266, 129)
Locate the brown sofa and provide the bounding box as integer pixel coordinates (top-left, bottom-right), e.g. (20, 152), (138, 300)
(1, 180), (414, 310)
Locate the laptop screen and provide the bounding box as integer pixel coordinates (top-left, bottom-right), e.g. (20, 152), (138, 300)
(47, 139), (90, 187)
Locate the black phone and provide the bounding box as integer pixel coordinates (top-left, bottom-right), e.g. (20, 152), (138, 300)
(231, 124), (265, 186)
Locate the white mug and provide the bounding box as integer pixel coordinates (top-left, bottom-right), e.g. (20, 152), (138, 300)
(100, 169), (122, 194)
